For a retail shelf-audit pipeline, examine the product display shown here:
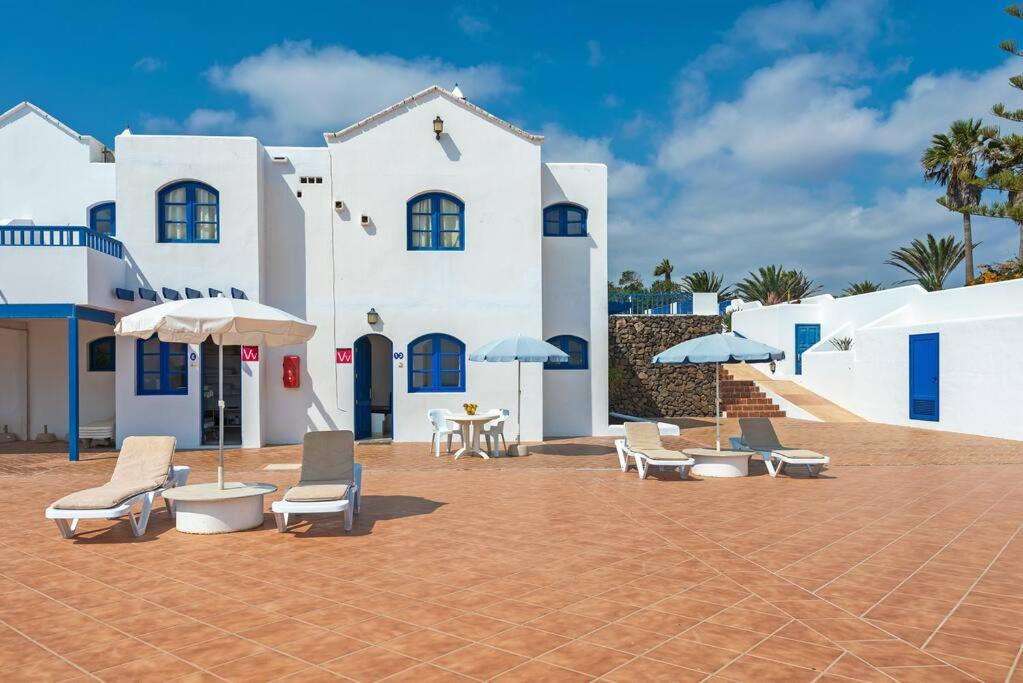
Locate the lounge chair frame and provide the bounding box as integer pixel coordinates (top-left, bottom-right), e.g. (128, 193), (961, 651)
(45, 465), (191, 538)
(615, 439), (695, 480)
(272, 463), (362, 533)
(728, 436), (828, 477)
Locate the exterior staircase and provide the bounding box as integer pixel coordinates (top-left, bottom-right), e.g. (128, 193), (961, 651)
(719, 367), (786, 418)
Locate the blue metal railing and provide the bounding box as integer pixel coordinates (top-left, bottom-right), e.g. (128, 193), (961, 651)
(609, 292), (694, 315)
(0, 226), (123, 258)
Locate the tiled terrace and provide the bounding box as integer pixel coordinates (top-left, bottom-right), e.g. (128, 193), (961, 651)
(1, 419), (1022, 682)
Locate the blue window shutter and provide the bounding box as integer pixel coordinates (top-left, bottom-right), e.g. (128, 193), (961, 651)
(407, 193), (464, 251)
(407, 333), (465, 392)
(544, 335), (589, 369)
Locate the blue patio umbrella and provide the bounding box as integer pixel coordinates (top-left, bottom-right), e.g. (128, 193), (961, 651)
(652, 333), (784, 450)
(470, 335), (569, 453)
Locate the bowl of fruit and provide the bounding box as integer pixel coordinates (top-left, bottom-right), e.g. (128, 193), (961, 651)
(463, 402), (478, 415)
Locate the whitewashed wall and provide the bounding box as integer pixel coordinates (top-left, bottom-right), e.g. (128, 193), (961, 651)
(541, 163), (609, 437)
(0, 325), (28, 439)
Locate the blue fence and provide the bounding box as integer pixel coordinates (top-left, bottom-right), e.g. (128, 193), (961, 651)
(0, 226), (123, 258)
(609, 292), (694, 315)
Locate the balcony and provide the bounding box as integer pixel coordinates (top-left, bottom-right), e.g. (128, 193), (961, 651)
(0, 225), (123, 258)
(609, 292), (730, 316)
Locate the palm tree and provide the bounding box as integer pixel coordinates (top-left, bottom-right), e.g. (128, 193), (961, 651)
(653, 259), (674, 283)
(922, 119), (997, 283)
(734, 265), (820, 305)
(841, 280), (883, 296)
(680, 270), (732, 300)
(885, 234), (967, 291)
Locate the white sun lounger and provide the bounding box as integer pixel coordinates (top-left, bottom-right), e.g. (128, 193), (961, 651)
(272, 430), (362, 533)
(732, 418), (829, 477)
(45, 436), (189, 538)
(79, 417), (115, 446)
(615, 422), (695, 480)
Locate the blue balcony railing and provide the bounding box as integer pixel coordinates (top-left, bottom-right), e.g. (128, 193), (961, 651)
(0, 226), (123, 258)
(609, 292), (693, 315)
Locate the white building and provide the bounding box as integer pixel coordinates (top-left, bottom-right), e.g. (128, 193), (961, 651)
(731, 279), (1023, 441)
(0, 88), (609, 459)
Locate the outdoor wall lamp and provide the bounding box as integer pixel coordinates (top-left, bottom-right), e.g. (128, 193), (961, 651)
(433, 116), (444, 139)
(366, 308), (380, 325)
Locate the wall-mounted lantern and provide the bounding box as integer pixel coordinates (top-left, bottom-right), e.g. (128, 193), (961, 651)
(433, 116), (444, 140)
(366, 308), (380, 325)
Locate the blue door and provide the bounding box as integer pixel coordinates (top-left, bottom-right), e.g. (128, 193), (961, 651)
(909, 333), (939, 421)
(794, 324), (821, 375)
(354, 336), (372, 439)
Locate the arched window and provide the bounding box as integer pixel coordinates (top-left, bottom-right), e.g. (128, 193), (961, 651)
(88, 336), (116, 372)
(545, 335), (588, 369)
(407, 192), (464, 250)
(136, 337), (188, 395)
(158, 181), (219, 243)
(408, 333), (465, 392)
(89, 202), (116, 236)
(543, 203), (587, 237)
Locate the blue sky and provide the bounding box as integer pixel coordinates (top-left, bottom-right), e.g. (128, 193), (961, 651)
(3, 0), (1020, 291)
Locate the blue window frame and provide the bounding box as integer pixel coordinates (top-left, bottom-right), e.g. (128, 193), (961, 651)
(158, 181), (219, 243)
(407, 193), (464, 250)
(543, 203), (587, 237)
(89, 202), (116, 236)
(545, 335), (588, 369)
(136, 337), (188, 395)
(88, 336), (116, 372)
(408, 333), (465, 392)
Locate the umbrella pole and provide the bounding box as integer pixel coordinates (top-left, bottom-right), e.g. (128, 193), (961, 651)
(715, 362), (721, 451)
(218, 336), (225, 490)
(516, 360), (522, 446)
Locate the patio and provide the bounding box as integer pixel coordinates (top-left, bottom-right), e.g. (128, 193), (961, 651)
(1, 419), (1022, 681)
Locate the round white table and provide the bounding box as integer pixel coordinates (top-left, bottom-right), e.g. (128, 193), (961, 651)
(683, 448), (750, 478)
(447, 412), (501, 459)
(162, 482), (277, 534)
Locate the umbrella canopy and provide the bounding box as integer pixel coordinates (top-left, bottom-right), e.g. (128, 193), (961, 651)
(114, 297), (315, 347)
(469, 335), (569, 363)
(652, 333), (784, 451)
(115, 297), (316, 488)
(652, 333), (784, 365)
(469, 335), (568, 452)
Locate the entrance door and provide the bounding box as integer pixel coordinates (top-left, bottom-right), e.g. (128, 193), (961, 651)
(909, 333), (939, 421)
(353, 336), (372, 439)
(794, 324), (821, 375)
(201, 340), (242, 445)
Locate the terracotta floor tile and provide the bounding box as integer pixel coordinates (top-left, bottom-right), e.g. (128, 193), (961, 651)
(526, 610), (607, 638)
(475, 599), (550, 624)
(1, 654), (85, 682)
(337, 616), (420, 644)
(493, 659), (590, 682)
(844, 639), (948, 668)
(64, 636), (164, 673)
(93, 652), (199, 682)
(717, 654), (818, 682)
(605, 656), (706, 682)
(935, 653), (1011, 682)
(802, 617), (893, 642)
(615, 608), (700, 636)
(646, 637), (740, 673)
(208, 650), (309, 682)
(563, 596), (638, 621)
(323, 646), (419, 681)
(381, 629), (470, 660)
(483, 625), (570, 657)
(581, 622), (668, 655)
(707, 606), (791, 634)
(925, 631), (1021, 668)
(878, 665), (976, 682)
(683, 621), (765, 651)
(748, 635), (844, 671)
(136, 622), (224, 650)
(432, 644), (528, 679)
(172, 635), (267, 669)
(383, 663), (475, 682)
(433, 613), (514, 641)
(540, 640), (633, 677)
(824, 653), (891, 682)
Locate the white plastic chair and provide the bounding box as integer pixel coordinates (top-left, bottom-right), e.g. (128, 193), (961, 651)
(480, 409), (510, 457)
(428, 409), (461, 457)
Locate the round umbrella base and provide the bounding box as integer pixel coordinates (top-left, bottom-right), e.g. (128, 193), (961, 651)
(507, 443), (530, 456)
(163, 482), (277, 534)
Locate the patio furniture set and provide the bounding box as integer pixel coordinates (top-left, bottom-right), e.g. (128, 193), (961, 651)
(428, 408), (510, 459)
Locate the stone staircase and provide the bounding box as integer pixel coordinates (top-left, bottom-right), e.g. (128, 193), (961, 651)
(719, 367), (786, 418)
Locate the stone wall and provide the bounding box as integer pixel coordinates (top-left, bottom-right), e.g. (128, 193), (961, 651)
(609, 315), (720, 418)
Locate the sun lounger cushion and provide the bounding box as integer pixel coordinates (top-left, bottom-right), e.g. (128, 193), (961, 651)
(633, 447), (689, 462)
(52, 482), (163, 510)
(772, 448), (828, 461)
(624, 422), (665, 451)
(300, 431), (355, 484)
(51, 436), (176, 510)
(284, 483), (351, 502)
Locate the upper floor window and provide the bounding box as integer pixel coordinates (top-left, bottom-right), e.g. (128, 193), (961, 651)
(408, 193), (464, 250)
(408, 333), (465, 392)
(136, 337), (188, 395)
(543, 203), (587, 237)
(545, 335), (588, 369)
(89, 202), (116, 236)
(159, 181), (219, 243)
(88, 336), (116, 372)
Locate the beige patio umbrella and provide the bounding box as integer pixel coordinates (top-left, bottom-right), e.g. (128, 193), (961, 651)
(115, 296), (316, 488)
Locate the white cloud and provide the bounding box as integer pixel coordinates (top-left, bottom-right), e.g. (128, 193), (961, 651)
(150, 41), (514, 144)
(133, 57), (164, 73)
(540, 123), (650, 202)
(457, 13), (490, 36)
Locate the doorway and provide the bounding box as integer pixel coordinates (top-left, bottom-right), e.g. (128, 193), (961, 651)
(354, 334), (393, 440)
(201, 340), (242, 445)
(794, 323), (821, 375)
(909, 333), (939, 421)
